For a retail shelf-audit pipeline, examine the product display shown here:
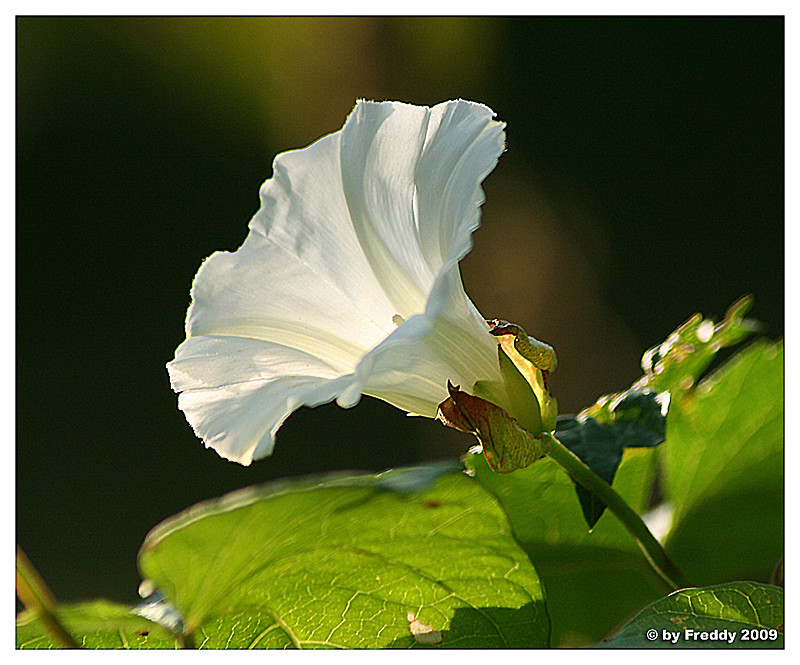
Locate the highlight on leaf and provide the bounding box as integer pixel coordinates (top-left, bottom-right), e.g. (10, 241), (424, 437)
(637, 295), (760, 397)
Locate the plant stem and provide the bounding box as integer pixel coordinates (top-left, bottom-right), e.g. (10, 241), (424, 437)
(543, 432), (691, 591)
(16, 545), (80, 648)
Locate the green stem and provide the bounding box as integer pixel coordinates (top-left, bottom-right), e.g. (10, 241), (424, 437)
(16, 545), (80, 649)
(543, 432), (691, 591)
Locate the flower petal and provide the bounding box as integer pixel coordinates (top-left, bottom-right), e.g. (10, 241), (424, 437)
(339, 100), (505, 317)
(184, 231), (391, 375)
(169, 99), (506, 464)
(355, 271), (503, 418)
(414, 100), (507, 271)
(168, 336), (358, 465)
(248, 117), (401, 343)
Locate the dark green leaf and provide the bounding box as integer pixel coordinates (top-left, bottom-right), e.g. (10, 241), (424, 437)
(556, 389), (666, 527)
(598, 582), (783, 648)
(585, 389), (667, 448)
(556, 417), (624, 528)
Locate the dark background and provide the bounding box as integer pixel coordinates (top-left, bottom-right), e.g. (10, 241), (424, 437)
(17, 16), (783, 604)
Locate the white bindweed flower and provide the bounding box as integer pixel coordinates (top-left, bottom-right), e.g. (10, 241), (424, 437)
(168, 99), (507, 465)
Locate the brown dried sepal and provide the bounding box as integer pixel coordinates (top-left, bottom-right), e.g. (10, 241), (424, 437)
(436, 382), (550, 474)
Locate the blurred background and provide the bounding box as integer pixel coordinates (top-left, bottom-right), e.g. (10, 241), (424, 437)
(17, 16), (783, 605)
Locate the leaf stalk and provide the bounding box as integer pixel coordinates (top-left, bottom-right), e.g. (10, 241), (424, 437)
(16, 545), (80, 649)
(543, 433), (690, 591)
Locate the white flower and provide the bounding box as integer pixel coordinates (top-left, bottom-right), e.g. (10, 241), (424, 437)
(168, 99), (506, 465)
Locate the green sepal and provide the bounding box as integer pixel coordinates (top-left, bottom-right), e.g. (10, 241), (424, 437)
(487, 320), (558, 432)
(473, 344), (545, 436)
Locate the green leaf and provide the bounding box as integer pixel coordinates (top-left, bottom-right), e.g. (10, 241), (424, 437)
(583, 388), (667, 448)
(555, 418), (624, 528)
(16, 601), (180, 649)
(556, 390), (666, 527)
(466, 299), (781, 645)
(639, 295), (759, 397)
(137, 466), (549, 649)
(598, 582), (783, 648)
(662, 341), (783, 584)
(466, 448), (667, 646)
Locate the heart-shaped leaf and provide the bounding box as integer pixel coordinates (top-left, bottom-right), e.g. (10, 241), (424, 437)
(136, 465), (549, 648)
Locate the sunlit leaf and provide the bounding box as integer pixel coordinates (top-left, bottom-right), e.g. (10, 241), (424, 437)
(662, 341), (783, 584)
(466, 448), (666, 646)
(16, 601), (179, 649)
(638, 295), (759, 397)
(137, 466), (549, 648)
(598, 582), (783, 648)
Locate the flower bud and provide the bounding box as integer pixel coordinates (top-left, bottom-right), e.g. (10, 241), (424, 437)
(436, 320), (558, 473)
